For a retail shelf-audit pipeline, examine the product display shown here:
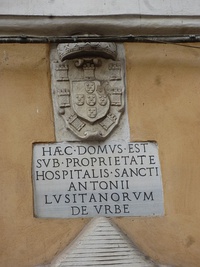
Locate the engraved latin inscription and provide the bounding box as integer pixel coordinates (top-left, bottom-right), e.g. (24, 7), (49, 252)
(32, 141), (164, 218)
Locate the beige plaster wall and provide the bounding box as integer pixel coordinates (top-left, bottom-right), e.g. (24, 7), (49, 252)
(0, 43), (200, 267)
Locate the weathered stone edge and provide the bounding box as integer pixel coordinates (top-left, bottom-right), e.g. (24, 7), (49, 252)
(1, 15), (200, 37)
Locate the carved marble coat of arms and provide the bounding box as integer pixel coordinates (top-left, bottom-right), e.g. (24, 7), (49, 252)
(51, 42), (126, 140)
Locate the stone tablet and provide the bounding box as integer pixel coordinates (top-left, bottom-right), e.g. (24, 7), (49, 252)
(32, 141), (164, 218)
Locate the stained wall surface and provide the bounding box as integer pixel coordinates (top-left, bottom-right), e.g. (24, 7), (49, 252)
(0, 43), (200, 267)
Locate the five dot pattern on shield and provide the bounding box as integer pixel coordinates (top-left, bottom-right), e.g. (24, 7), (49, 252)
(53, 42), (126, 140)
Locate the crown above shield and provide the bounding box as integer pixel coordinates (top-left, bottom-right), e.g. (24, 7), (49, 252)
(57, 42), (117, 61)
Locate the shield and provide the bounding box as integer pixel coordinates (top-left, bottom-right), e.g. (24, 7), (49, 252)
(71, 80), (110, 123)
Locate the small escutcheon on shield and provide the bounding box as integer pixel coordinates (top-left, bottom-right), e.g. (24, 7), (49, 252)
(85, 81), (95, 94)
(87, 107), (97, 118)
(86, 94), (96, 106)
(98, 95), (108, 106)
(75, 94), (85, 106)
(52, 42), (126, 140)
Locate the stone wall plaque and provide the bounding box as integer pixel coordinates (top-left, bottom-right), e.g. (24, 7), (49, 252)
(50, 42), (128, 142)
(32, 141), (164, 218)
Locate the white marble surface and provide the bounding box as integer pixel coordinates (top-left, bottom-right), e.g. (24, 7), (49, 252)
(32, 141), (164, 218)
